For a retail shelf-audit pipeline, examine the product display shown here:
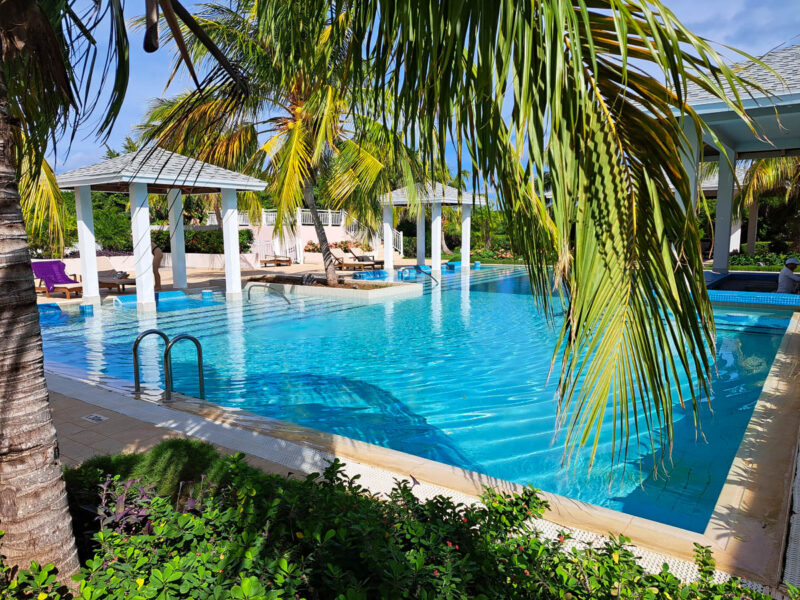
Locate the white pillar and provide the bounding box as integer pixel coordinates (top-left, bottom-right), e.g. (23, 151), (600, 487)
(295, 207), (304, 264)
(221, 188), (242, 300)
(416, 207), (426, 266)
(75, 185), (100, 302)
(461, 203), (472, 275)
(431, 201), (442, 274)
(167, 189), (187, 289)
(382, 203), (394, 273)
(129, 182), (156, 310)
(729, 220), (742, 253)
(713, 145), (736, 273)
(678, 119), (701, 209)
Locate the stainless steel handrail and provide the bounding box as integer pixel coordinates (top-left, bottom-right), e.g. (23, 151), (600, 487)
(245, 282), (291, 305)
(163, 334), (205, 401)
(408, 266), (440, 286)
(132, 329), (170, 392)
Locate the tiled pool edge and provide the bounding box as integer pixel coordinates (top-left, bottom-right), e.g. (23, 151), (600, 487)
(704, 311), (800, 588)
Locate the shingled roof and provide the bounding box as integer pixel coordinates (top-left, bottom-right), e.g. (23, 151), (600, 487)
(56, 148), (266, 194)
(687, 44), (800, 106)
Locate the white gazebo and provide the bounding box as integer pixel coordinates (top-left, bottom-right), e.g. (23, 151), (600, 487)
(683, 44), (800, 273)
(57, 148), (266, 310)
(381, 183), (486, 275)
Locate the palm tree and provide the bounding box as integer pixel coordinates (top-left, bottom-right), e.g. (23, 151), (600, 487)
(736, 157), (800, 253)
(0, 0), (243, 579)
(343, 0), (762, 467)
(137, 1), (419, 284)
(144, 0), (763, 468)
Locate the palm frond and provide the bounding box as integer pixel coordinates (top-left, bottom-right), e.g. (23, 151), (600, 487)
(349, 0), (768, 468)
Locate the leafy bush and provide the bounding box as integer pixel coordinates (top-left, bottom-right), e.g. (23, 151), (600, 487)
(94, 204), (133, 252)
(402, 235), (431, 258)
(151, 229), (254, 254)
(2, 440), (796, 599)
(303, 240), (371, 253)
(753, 241), (771, 254)
(729, 251), (800, 267)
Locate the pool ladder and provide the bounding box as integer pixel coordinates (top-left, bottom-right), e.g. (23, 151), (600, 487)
(132, 329), (205, 401)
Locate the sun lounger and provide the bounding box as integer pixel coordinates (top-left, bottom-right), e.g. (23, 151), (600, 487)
(96, 256), (137, 292)
(31, 260), (83, 299)
(260, 254), (292, 267)
(331, 247), (375, 271)
(349, 247), (384, 268)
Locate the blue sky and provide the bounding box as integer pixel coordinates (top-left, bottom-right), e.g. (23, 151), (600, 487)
(55, 0), (800, 173)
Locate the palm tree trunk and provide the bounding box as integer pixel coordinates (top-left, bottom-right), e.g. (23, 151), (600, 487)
(0, 76), (79, 580)
(746, 201), (759, 255)
(441, 230), (451, 254)
(303, 183), (337, 285)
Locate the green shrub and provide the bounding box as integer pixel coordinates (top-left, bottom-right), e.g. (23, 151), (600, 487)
(402, 235), (431, 258)
(754, 241), (771, 254)
(3, 440), (796, 599)
(729, 251), (800, 267)
(94, 205), (133, 252)
(151, 229), (254, 254)
(303, 240), (372, 253)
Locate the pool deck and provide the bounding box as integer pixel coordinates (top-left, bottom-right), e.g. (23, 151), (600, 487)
(35, 260), (426, 306)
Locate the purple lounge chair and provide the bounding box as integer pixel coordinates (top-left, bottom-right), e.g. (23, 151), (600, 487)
(31, 261), (82, 299)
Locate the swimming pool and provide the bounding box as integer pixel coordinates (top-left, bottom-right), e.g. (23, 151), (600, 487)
(39, 266), (791, 532)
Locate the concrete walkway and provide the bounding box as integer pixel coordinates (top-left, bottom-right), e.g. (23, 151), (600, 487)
(50, 391), (299, 478)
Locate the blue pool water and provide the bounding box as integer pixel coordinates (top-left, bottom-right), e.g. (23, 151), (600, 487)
(39, 266), (790, 532)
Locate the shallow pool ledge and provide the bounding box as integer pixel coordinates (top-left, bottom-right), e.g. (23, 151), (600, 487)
(262, 280), (423, 304)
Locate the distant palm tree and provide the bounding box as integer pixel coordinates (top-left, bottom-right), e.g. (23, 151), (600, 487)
(138, 1), (419, 284)
(736, 157), (800, 253)
(0, 0), (243, 579)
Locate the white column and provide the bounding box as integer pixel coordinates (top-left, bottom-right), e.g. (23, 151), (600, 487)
(75, 185), (100, 302)
(431, 201), (442, 274)
(461, 203), (472, 275)
(729, 220), (742, 253)
(295, 207), (304, 264)
(167, 188), (187, 289)
(129, 182), (156, 310)
(416, 207), (426, 266)
(678, 119), (701, 208)
(382, 203), (394, 273)
(221, 188), (242, 300)
(713, 145), (736, 273)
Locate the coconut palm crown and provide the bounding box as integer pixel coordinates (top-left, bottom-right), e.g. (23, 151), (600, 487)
(138, 0), (420, 283)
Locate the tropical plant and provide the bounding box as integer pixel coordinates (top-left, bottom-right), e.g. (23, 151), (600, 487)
(7, 440), (798, 600)
(340, 0), (766, 470)
(0, 0), (244, 581)
(736, 157), (800, 254)
(137, 0), (420, 285)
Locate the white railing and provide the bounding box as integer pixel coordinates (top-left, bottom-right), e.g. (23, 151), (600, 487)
(205, 211), (251, 226)
(209, 208), (403, 255)
(345, 216), (403, 255)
